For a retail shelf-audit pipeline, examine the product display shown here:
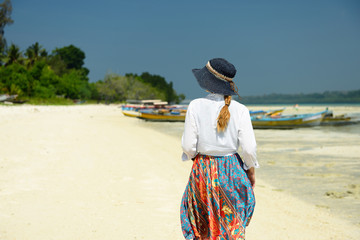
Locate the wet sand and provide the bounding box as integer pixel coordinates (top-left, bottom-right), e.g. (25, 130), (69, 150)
(0, 104), (359, 239)
(249, 105), (360, 225)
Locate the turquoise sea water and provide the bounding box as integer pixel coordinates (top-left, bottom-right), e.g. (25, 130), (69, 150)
(135, 114), (360, 226)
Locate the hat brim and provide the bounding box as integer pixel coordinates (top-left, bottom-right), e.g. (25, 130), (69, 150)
(192, 67), (236, 96)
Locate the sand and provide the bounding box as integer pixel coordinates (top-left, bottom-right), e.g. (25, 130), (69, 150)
(0, 104), (359, 239)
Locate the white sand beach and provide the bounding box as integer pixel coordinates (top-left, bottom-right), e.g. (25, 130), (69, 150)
(0, 105), (359, 239)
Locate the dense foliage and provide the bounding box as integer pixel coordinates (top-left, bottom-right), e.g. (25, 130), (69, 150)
(125, 72), (185, 103)
(95, 73), (185, 104)
(0, 0), (13, 64)
(0, 41), (185, 104)
(241, 90), (360, 104)
(0, 43), (92, 102)
(95, 73), (164, 103)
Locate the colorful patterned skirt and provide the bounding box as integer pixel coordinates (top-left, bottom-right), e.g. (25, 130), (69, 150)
(180, 154), (255, 240)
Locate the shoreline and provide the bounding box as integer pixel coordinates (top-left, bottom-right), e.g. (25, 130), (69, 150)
(0, 105), (359, 239)
(137, 104), (360, 227)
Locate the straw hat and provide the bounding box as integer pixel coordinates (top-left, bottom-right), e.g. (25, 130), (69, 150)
(192, 58), (237, 96)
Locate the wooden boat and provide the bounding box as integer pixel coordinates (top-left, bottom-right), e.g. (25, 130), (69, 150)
(321, 111), (358, 126)
(138, 109), (186, 122)
(266, 108), (286, 117)
(122, 99), (188, 121)
(122, 109), (141, 117)
(0, 94), (8, 102)
(250, 108), (285, 117)
(121, 100), (167, 118)
(0, 94), (18, 102)
(251, 110), (328, 129)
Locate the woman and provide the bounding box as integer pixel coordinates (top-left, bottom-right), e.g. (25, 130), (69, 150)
(180, 58), (259, 240)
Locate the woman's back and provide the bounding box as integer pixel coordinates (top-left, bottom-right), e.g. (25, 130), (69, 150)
(182, 93), (257, 168)
(186, 93), (249, 156)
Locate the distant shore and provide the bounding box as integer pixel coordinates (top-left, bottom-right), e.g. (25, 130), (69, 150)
(240, 89), (360, 104)
(0, 105), (359, 239)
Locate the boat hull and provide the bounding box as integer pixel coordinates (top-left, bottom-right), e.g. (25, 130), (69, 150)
(321, 116), (357, 126)
(251, 111), (327, 129)
(138, 112), (185, 122)
(122, 110), (141, 117)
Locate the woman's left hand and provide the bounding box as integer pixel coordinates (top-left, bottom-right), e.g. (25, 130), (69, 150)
(246, 167), (256, 188)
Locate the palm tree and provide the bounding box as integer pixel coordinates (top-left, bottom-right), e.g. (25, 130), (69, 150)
(28, 42), (41, 60)
(24, 42), (47, 68)
(40, 48), (48, 58)
(4, 43), (23, 66)
(24, 47), (35, 68)
(0, 0), (14, 65)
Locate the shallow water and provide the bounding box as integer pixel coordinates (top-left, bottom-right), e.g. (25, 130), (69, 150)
(254, 125), (360, 226)
(136, 114), (360, 226)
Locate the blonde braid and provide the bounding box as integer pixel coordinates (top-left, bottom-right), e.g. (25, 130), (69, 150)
(217, 95), (232, 132)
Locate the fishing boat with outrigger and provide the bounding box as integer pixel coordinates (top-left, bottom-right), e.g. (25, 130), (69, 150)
(251, 110), (328, 129)
(138, 106), (187, 122)
(321, 109), (360, 126)
(121, 99), (165, 118)
(250, 108), (285, 117)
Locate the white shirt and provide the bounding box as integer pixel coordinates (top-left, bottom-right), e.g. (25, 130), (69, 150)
(181, 93), (259, 170)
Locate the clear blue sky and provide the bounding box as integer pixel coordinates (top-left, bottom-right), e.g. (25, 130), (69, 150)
(5, 0), (360, 99)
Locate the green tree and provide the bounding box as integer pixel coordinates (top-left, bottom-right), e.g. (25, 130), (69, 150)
(0, 40), (94, 101)
(25, 42), (45, 68)
(50, 45), (89, 84)
(32, 81), (56, 98)
(29, 63), (62, 99)
(4, 43), (23, 66)
(126, 75), (165, 100)
(47, 54), (67, 76)
(134, 72), (185, 103)
(96, 73), (166, 103)
(27, 60), (48, 96)
(57, 69), (91, 99)
(52, 44), (85, 70)
(0, 0), (13, 65)
(0, 63), (28, 95)
(24, 47), (35, 68)
(40, 48), (48, 57)
(96, 74), (129, 102)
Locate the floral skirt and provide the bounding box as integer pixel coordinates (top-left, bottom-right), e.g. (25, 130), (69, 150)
(180, 154), (255, 240)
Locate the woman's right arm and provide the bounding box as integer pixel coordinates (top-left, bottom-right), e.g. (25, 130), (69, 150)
(181, 103), (198, 161)
(238, 108), (259, 170)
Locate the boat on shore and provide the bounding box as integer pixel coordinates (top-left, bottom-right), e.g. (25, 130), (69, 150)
(121, 99), (167, 118)
(138, 106), (187, 122)
(138, 110), (186, 122)
(321, 110), (360, 126)
(122, 109), (142, 117)
(121, 99), (187, 121)
(0, 95), (8, 102)
(251, 110), (328, 129)
(0, 94), (18, 102)
(250, 108), (285, 117)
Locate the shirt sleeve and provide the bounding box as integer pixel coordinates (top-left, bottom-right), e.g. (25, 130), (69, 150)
(181, 103), (198, 161)
(238, 108), (259, 170)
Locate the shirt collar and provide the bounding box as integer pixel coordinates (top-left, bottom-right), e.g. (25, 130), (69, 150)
(205, 93), (224, 101)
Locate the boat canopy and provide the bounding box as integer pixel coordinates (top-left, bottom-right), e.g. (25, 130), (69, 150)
(126, 99), (162, 105)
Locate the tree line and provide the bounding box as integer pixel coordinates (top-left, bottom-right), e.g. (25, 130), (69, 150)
(0, 0), (185, 104)
(94, 73), (184, 104)
(241, 89), (360, 104)
(0, 43), (93, 101)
